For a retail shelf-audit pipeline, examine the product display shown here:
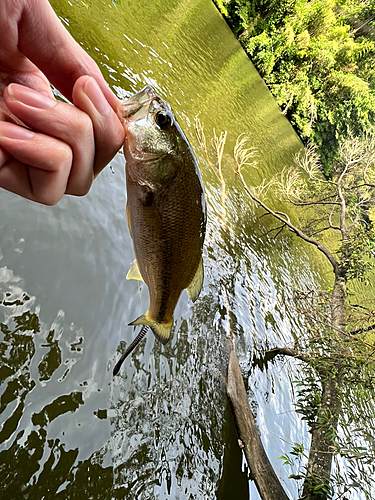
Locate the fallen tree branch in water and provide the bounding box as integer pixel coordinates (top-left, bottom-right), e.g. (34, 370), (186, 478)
(225, 337), (290, 500)
(264, 347), (309, 363)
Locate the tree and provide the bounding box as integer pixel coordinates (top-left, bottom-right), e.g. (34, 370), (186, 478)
(213, 0), (375, 175)
(196, 119), (375, 499)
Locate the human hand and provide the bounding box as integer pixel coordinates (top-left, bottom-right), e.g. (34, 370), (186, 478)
(0, 0), (125, 205)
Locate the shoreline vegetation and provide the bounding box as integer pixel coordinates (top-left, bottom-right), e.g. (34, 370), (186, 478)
(212, 0), (375, 176)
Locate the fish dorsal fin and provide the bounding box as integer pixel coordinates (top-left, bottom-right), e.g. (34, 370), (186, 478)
(126, 259), (144, 281)
(129, 313), (172, 345)
(187, 257), (204, 302)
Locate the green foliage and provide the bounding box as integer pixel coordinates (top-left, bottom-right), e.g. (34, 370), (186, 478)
(214, 0), (231, 17)
(303, 474), (333, 498)
(339, 225), (375, 281)
(294, 374), (322, 429)
(288, 336), (375, 499)
(213, 0), (375, 174)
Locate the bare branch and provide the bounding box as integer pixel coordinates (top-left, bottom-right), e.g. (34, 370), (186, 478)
(234, 134), (257, 170)
(288, 200), (341, 207)
(265, 347), (309, 362)
(309, 226), (340, 236)
(327, 204), (341, 232)
(194, 115), (219, 179)
(195, 116), (227, 218)
(234, 166), (340, 274)
(337, 165), (349, 238)
(349, 323), (375, 336)
(294, 146), (336, 186)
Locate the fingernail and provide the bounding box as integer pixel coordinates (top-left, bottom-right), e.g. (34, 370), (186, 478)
(84, 77), (111, 115)
(7, 83), (56, 109)
(0, 122), (35, 139)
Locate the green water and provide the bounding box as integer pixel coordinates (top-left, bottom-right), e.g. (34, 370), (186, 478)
(0, 1), (330, 499)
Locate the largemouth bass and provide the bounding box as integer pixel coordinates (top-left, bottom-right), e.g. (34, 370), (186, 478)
(114, 86), (206, 374)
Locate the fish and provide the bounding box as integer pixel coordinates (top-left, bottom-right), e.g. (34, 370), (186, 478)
(113, 85), (206, 374)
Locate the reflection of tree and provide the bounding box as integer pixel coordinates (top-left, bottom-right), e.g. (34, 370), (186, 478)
(110, 308), (227, 499)
(196, 121), (375, 499)
(0, 428), (121, 500)
(0, 310), (38, 377)
(0, 307), (39, 445)
(0, 290), (95, 499)
(38, 329), (62, 382)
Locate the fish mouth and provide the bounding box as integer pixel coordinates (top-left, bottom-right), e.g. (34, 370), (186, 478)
(119, 85), (156, 120)
(118, 85), (176, 160)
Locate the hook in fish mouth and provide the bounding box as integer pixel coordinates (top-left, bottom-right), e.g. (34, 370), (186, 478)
(119, 85), (157, 119)
(113, 325), (150, 376)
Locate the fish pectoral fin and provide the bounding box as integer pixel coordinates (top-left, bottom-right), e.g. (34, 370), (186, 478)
(187, 257), (204, 302)
(129, 313), (172, 345)
(126, 202), (132, 239)
(126, 259), (144, 281)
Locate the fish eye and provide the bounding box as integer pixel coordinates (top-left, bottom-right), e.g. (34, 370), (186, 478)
(154, 111), (172, 129)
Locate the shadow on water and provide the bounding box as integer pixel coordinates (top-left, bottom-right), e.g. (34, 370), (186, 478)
(216, 402), (250, 500)
(0, 0), (331, 499)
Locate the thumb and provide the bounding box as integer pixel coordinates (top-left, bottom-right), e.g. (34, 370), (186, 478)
(17, 0), (119, 109)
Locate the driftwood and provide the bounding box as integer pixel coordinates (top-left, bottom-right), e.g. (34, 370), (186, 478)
(225, 337), (290, 500)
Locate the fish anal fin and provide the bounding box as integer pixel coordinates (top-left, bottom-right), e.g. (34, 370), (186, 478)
(126, 259), (144, 281)
(129, 313), (172, 345)
(187, 257), (204, 302)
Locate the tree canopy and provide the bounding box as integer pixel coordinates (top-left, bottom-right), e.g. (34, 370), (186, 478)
(214, 0), (375, 175)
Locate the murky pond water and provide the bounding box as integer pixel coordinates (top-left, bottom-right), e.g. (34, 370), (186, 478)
(0, 1), (330, 498)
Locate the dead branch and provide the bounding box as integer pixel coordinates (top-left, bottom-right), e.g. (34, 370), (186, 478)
(264, 347), (309, 362)
(234, 165), (340, 274)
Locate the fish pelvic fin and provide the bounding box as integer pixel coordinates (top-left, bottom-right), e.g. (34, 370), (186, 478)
(126, 259), (144, 282)
(187, 257), (204, 302)
(129, 313), (172, 345)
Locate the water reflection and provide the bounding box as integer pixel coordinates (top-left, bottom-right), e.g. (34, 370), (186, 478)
(109, 284), (228, 498)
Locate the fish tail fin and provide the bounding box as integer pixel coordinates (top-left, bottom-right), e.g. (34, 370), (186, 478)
(129, 313), (172, 345)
